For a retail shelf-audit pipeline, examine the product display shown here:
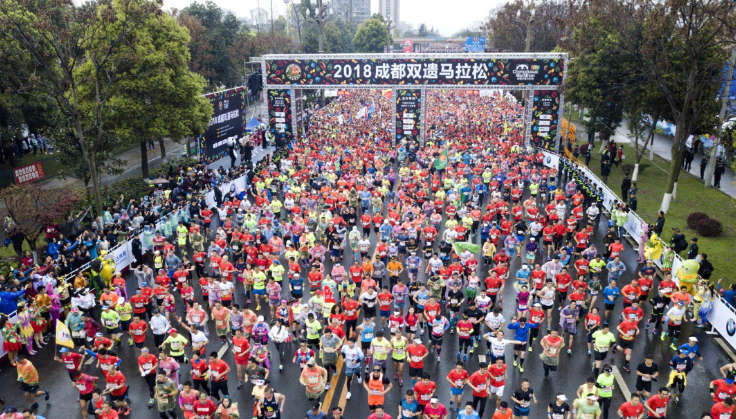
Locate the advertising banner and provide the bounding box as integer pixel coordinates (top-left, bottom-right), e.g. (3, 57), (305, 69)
(266, 57), (565, 87)
(530, 90), (560, 150)
(112, 240), (133, 274)
(13, 161), (45, 184)
(396, 89), (421, 143)
(267, 89), (292, 138)
(293, 89), (304, 136)
(403, 40), (413, 53)
(199, 87), (246, 162)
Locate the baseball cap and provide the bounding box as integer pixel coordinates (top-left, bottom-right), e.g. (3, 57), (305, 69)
(257, 316), (265, 322)
(167, 329), (177, 335)
(59, 347), (70, 353)
(306, 358), (316, 366)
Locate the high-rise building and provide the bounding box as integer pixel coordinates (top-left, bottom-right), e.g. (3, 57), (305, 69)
(379, 0), (400, 28)
(332, 0), (371, 25)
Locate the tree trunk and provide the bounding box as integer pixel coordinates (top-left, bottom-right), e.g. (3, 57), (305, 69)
(140, 140), (149, 178)
(158, 137), (166, 160)
(660, 129), (687, 213)
(703, 143), (718, 186)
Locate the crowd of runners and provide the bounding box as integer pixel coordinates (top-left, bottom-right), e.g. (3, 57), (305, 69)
(0, 89), (731, 419)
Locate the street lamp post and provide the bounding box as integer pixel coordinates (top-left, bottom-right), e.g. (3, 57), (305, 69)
(384, 19), (395, 51)
(284, 0), (290, 38)
(515, 1), (536, 52)
(307, 0), (335, 53)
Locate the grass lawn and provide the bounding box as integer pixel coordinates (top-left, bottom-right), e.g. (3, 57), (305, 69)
(585, 140), (736, 283)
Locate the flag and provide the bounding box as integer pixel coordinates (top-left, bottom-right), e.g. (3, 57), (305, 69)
(453, 241), (481, 256)
(382, 89), (393, 99)
(56, 321), (74, 348)
(367, 102), (375, 120)
(356, 106), (367, 119)
(504, 120), (509, 135)
(434, 147), (449, 170)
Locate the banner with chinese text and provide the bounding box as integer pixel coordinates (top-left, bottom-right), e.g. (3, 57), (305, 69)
(13, 162), (45, 184)
(530, 90), (560, 150)
(267, 89), (292, 140)
(199, 87), (246, 162)
(396, 89), (421, 143)
(266, 57), (564, 87)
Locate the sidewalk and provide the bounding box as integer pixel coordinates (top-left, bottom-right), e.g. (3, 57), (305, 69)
(571, 119), (736, 198)
(39, 138), (184, 190)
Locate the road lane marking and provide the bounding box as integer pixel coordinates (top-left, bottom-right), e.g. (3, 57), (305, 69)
(217, 342), (229, 359)
(337, 381), (349, 410)
(321, 357), (344, 412)
(611, 365), (631, 401)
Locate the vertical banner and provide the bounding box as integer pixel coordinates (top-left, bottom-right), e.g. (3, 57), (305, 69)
(267, 89), (292, 140)
(293, 89), (304, 137)
(530, 90), (560, 150)
(395, 89), (421, 144)
(198, 87), (247, 162)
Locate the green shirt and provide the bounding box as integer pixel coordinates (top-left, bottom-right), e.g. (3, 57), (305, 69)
(305, 319), (322, 340)
(155, 378), (178, 412)
(163, 335), (188, 356)
(573, 398), (601, 419)
(253, 271), (267, 290)
(591, 331), (617, 353)
(100, 310), (120, 329)
(115, 302), (133, 322)
(596, 373), (615, 397)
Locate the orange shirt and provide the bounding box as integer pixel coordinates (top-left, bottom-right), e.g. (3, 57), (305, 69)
(492, 409), (513, 419)
(17, 360), (39, 385)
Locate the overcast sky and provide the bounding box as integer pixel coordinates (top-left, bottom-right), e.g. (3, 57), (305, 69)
(162, 0), (509, 36)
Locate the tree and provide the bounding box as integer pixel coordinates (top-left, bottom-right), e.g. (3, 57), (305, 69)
(353, 16), (390, 53)
(0, 0), (160, 217)
(484, 1), (569, 52)
(1, 183), (81, 259)
(105, 8), (212, 178)
(453, 28), (479, 38)
(566, 0), (734, 212)
(565, 32), (629, 149)
(418, 23), (428, 37)
(178, 1), (245, 91)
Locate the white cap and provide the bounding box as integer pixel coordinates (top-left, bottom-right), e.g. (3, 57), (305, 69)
(689, 337), (698, 342)
(257, 316), (265, 322)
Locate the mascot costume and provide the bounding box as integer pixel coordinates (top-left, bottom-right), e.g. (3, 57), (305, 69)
(676, 259), (700, 294)
(643, 233), (665, 263)
(99, 250), (116, 288)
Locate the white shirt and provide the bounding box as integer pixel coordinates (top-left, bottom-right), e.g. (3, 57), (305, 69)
(150, 315), (170, 335)
(358, 239), (371, 252)
(487, 337), (514, 357)
(485, 313), (506, 330)
(586, 206), (600, 219)
(341, 345), (365, 368)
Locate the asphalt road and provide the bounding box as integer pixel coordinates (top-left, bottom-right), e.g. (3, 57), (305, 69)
(1, 174), (729, 419)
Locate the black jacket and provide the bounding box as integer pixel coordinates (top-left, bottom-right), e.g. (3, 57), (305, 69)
(687, 243), (699, 259)
(698, 259), (714, 279)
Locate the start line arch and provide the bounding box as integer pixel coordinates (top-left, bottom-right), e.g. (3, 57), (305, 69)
(257, 53), (568, 150)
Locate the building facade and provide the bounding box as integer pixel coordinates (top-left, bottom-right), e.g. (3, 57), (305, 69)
(332, 0), (371, 24)
(379, 0), (400, 27)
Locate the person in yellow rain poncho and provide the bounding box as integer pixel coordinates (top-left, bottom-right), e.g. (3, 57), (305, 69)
(99, 251), (116, 288)
(643, 233), (665, 263)
(676, 259), (700, 294)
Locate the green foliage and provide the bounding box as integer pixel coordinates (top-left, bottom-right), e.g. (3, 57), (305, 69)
(178, 1), (247, 90)
(353, 16), (389, 53)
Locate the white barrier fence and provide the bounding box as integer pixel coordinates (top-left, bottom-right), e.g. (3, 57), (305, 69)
(543, 150), (736, 350)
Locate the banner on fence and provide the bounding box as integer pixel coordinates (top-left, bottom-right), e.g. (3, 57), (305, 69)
(14, 161), (45, 184)
(112, 240), (133, 274)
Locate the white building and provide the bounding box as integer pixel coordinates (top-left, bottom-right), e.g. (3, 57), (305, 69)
(379, 0), (400, 27)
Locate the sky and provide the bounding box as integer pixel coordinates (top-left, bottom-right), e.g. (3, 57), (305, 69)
(162, 0), (509, 37)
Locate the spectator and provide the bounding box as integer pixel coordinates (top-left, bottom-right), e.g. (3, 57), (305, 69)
(687, 238), (699, 260)
(653, 211), (666, 236)
(698, 254), (714, 279)
(621, 174), (631, 201)
(718, 279), (736, 308)
(670, 228), (687, 256)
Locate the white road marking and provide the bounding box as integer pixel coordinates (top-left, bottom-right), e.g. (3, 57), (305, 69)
(611, 365), (631, 401)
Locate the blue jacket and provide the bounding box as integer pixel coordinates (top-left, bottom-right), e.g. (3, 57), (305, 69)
(508, 321), (539, 342)
(0, 289), (25, 315)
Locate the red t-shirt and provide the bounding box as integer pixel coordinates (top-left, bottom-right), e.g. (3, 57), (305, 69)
(619, 320), (638, 341)
(423, 404), (448, 419)
(407, 344), (428, 368)
(712, 402), (736, 419)
(469, 370), (490, 397)
(194, 399), (218, 417)
(413, 380), (437, 405)
(447, 368), (469, 388)
(489, 364), (507, 387)
(645, 395), (669, 417)
(129, 321), (148, 343)
(209, 359), (229, 381)
(618, 401), (645, 419)
(378, 292), (393, 311)
(75, 373), (97, 394)
(138, 354), (158, 373)
(712, 380), (736, 403)
(343, 299), (360, 320)
(102, 370), (127, 396)
(98, 410), (120, 419)
(62, 352), (83, 372)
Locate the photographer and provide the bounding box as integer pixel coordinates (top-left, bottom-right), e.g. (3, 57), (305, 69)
(670, 228), (687, 256)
